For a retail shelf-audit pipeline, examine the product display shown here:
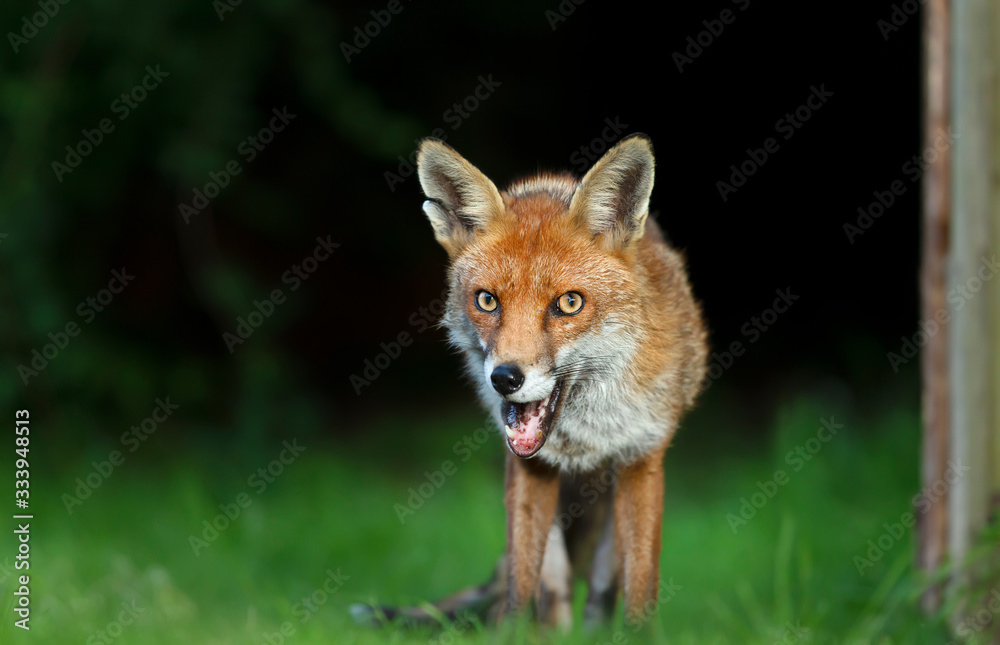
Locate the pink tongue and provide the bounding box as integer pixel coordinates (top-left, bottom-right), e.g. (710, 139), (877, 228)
(510, 402), (544, 450)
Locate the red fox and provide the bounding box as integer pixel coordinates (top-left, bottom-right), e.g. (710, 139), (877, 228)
(355, 134), (708, 629)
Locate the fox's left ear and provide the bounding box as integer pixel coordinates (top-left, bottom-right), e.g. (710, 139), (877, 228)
(570, 134), (655, 249)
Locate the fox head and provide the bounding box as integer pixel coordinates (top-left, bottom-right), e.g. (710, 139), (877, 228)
(416, 135), (657, 459)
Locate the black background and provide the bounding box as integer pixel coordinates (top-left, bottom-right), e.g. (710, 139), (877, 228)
(5, 0), (921, 439)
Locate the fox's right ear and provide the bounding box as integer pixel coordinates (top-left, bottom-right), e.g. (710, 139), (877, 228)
(417, 139), (505, 256)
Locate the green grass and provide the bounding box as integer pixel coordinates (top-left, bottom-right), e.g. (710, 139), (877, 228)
(0, 395), (961, 643)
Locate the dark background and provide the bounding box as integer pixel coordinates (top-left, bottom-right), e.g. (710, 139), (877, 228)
(0, 0), (919, 446)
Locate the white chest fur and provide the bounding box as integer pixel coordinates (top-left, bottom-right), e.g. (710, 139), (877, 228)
(467, 349), (674, 474)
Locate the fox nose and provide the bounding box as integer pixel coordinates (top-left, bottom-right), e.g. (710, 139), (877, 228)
(491, 364), (525, 396)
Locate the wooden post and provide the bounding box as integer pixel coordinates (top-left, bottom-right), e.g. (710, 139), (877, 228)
(991, 0), (1000, 514)
(922, 0), (1000, 624)
(948, 0), (998, 604)
(919, 0), (951, 613)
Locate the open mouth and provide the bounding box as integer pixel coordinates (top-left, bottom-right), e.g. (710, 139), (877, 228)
(501, 381), (563, 459)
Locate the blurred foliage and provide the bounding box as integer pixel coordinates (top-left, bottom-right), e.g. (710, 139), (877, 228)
(0, 0), (443, 450)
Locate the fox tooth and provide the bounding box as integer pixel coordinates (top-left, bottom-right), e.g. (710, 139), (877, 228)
(541, 396), (550, 407)
(535, 430), (543, 439)
(505, 425), (515, 439)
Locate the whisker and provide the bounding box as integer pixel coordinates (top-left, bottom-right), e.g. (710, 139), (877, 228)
(549, 357), (617, 384)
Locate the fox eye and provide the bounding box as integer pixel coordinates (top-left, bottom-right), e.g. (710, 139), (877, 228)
(556, 292), (584, 315)
(475, 290), (498, 313)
